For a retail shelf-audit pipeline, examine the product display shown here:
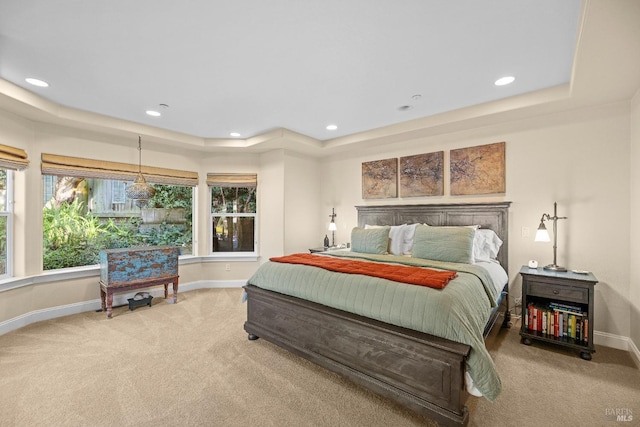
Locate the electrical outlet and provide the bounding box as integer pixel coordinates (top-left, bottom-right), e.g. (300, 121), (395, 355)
(225, 264), (230, 271)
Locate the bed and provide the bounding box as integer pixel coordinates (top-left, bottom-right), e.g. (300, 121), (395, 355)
(243, 202), (510, 426)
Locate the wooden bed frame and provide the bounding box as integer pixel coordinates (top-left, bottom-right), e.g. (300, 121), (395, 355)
(244, 202), (511, 426)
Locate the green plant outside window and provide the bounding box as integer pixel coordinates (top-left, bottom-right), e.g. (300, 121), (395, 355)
(42, 176), (193, 270)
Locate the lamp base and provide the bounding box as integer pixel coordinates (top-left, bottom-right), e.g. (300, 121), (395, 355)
(543, 264), (567, 272)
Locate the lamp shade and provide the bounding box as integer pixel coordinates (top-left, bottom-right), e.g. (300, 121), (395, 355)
(534, 222), (551, 242)
(328, 222), (337, 231)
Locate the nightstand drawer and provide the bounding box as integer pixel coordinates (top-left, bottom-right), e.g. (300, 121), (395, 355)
(528, 281), (588, 304)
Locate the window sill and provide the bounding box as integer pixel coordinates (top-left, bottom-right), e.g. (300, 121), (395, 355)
(203, 254), (259, 262)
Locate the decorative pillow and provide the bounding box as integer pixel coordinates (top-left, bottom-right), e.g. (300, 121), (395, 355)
(473, 229), (503, 262)
(365, 224), (407, 255)
(351, 226), (390, 255)
(411, 224), (476, 264)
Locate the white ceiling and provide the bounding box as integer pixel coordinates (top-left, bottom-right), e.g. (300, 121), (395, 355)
(0, 0), (584, 142)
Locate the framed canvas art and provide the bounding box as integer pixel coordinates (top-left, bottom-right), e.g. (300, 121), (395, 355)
(399, 152), (444, 197)
(450, 142), (505, 195)
(362, 158), (398, 199)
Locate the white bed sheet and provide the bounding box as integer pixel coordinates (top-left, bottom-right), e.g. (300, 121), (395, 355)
(475, 260), (508, 304)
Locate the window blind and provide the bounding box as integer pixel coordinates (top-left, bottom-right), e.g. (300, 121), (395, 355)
(0, 144), (29, 170)
(41, 153), (198, 186)
(206, 173), (257, 188)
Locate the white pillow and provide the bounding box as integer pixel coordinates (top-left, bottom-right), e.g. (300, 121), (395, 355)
(473, 229), (503, 262)
(365, 224), (407, 256)
(402, 223), (419, 255)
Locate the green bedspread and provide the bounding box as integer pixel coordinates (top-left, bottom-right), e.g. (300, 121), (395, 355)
(246, 250), (502, 401)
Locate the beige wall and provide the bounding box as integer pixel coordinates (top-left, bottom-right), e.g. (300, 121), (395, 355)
(320, 101), (632, 340)
(283, 151), (321, 254)
(256, 149), (321, 259)
(630, 89), (640, 351)
(258, 150), (285, 261)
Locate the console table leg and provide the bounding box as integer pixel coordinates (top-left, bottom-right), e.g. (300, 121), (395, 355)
(172, 281), (178, 303)
(106, 292), (114, 319)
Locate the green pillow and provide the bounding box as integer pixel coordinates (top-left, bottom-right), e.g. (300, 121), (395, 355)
(350, 226), (390, 255)
(412, 224), (475, 264)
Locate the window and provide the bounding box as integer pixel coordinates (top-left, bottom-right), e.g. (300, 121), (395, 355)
(42, 176), (194, 270)
(0, 143), (28, 278)
(111, 180), (126, 208)
(41, 153), (198, 270)
(209, 174), (257, 254)
(0, 169), (12, 278)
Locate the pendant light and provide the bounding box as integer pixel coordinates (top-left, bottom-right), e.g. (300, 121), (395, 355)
(125, 136), (156, 207)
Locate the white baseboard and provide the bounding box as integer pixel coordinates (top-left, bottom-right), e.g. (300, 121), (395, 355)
(178, 280), (245, 291)
(629, 337), (640, 369)
(0, 280), (245, 336)
(0, 300), (100, 336)
(594, 329), (639, 355)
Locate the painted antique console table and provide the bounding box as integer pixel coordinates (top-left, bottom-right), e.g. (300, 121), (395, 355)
(99, 246), (179, 318)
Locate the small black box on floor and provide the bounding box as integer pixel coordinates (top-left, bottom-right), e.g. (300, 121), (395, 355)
(128, 294), (153, 311)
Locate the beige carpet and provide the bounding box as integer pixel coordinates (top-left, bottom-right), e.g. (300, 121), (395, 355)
(0, 288), (638, 427)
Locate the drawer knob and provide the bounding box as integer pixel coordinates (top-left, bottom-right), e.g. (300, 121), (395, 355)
(553, 290), (559, 295)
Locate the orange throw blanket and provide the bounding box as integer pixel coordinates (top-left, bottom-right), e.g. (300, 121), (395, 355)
(269, 253), (457, 289)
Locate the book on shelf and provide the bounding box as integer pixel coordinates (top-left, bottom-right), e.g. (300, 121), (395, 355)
(525, 302), (588, 342)
(548, 302), (584, 315)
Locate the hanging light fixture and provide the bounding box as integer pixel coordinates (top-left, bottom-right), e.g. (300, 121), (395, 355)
(125, 136), (156, 208)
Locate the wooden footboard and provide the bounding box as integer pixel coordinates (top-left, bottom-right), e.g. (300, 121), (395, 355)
(244, 284), (471, 426)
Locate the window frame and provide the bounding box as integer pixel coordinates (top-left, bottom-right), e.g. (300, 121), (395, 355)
(42, 175), (195, 270)
(208, 178), (258, 259)
(0, 170), (13, 279)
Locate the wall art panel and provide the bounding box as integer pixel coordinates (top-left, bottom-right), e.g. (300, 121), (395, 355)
(450, 142), (505, 195)
(362, 158), (398, 199)
(399, 152), (444, 197)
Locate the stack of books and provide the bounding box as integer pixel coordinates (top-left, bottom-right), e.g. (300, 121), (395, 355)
(525, 301), (589, 343)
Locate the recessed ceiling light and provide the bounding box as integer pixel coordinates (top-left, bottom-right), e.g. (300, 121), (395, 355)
(25, 78), (49, 87)
(494, 76), (515, 86)
(326, 124), (338, 131)
(146, 110), (161, 117)
(230, 132), (241, 137)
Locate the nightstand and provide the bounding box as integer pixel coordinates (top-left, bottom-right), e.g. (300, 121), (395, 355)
(519, 266), (597, 360)
(309, 246), (348, 253)
(309, 247), (327, 253)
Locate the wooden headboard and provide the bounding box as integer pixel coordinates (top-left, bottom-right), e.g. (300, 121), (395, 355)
(356, 202), (511, 273)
